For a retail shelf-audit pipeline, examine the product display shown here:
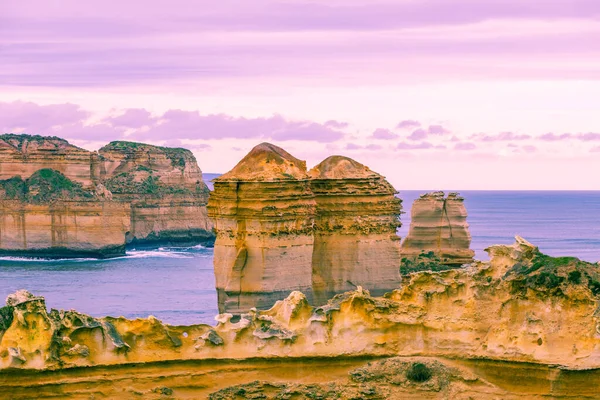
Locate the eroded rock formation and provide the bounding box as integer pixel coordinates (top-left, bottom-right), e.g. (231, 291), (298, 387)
(401, 191), (475, 265)
(0, 134), (214, 257)
(208, 143), (316, 314)
(209, 145), (405, 313)
(0, 134), (94, 188)
(3, 238), (600, 372)
(309, 156), (402, 304)
(97, 141), (212, 246)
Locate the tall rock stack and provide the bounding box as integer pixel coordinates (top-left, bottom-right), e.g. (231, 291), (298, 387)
(309, 156), (402, 304)
(208, 143), (316, 314)
(401, 191), (475, 265)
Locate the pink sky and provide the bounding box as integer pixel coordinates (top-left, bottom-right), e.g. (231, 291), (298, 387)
(1, 0), (599, 189)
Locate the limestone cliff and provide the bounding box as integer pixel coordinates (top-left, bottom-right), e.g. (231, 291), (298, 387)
(0, 134), (214, 257)
(309, 156), (402, 304)
(208, 143), (316, 314)
(4, 238), (598, 372)
(0, 134), (94, 188)
(401, 191), (475, 265)
(0, 169), (130, 258)
(97, 141), (213, 246)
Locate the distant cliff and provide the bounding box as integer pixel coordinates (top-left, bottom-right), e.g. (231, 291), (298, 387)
(0, 134), (214, 258)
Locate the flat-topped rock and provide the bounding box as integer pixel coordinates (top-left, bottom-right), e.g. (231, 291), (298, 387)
(0, 134), (94, 188)
(401, 191), (475, 265)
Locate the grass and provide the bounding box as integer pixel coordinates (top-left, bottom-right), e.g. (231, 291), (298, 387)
(406, 363), (432, 383)
(0, 169), (93, 203)
(400, 251), (462, 275)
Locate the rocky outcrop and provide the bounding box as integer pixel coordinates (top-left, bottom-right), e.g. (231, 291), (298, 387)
(309, 156), (402, 304)
(208, 145), (405, 314)
(0, 134), (214, 257)
(97, 141), (212, 246)
(0, 134), (94, 188)
(401, 191), (475, 265)
(208, 143), (316, 314)
(4, 238), (596, 371)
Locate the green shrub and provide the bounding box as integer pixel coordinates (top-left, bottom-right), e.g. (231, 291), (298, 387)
(568, 270), (582, 284)
(406, 363), (432, 383)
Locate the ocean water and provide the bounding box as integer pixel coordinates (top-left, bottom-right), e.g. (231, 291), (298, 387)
(0, 191), (598, 325)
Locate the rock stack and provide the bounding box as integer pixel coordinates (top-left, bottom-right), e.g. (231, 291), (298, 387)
(207, 143), (317, 314)
(309, 156), (402, 304)
(401, 191), (475, 265)
(209, 145), (404, 313)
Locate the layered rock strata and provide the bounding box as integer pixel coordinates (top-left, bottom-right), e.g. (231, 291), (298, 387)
(208, 143), (316, 314)
(401, 191), (475, 265)
(0, 134), (214, 257)
(97, 141), (212, 246)
(309, 156), (402, 304)
(0, 134), (94, 187)
(2, 238), (600, 372)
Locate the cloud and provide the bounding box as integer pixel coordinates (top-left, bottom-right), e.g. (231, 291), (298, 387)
(130, 110), (346, 142)
(105, 108), (155, 128)
(0, 101), (90, 133)
(0, 101), (347, 144)
(396, 120), (421, 129)
(538, 132), (600, 141)
(397, 141), (437, 150)
(471, 131), (531, 141)
(370, 128), (398, 140)
(345, 143), (382, 151)
(427, 124), (450, 135)
(454, 142), (477, 150)
(539, 133), (573, 141)
(591, 146), (600, 153)
(407, 129), (428, 141)
(324, 120), (349, 129)
(522, 145), (537, 153)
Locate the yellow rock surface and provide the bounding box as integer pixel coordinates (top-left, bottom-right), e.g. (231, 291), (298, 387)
(2, 237), (599, 371)
(401, 191), (475, 265)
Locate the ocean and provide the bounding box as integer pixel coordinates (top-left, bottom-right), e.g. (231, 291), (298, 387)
(0, 190), (598, 326)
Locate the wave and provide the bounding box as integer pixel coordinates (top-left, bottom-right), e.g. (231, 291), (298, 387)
(0, 256), (99, 263)
(0, 247), (204, 263)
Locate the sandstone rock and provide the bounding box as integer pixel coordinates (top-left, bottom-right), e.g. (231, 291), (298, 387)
(98, 141), (213, 246)
(0, 135), (214, 257)
(309, 156), (402, 304)
(4, 238), (600, 371)
(0, 134), (94, 188)
(401, 191), (475, 265)
(0, 171), (130, 258)
(208, 143), (316, 314)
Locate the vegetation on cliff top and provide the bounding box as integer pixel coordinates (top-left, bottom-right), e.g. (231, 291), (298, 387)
(0, 169), (94, 203)
(104, 168), (208, 196)
(506, 252), (600, 296)
(0, 133), (85, 151)
(400, 251), (463, 275)
(99, 141), (194, 170)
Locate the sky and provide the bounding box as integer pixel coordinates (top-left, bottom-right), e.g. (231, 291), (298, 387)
(1, 0), (599, 190)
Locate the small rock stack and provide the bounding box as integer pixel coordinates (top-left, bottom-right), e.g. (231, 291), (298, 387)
(401, 192), (475, 265)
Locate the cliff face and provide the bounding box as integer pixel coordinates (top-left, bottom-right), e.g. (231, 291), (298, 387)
(309, 156), (402, 304)
(0, 134), (93, 188)
(0, 134), (214, 257)
(2, 238), (600, 371)
(401, 191), (475, 265)
(208, 143), (316, 314)
(97, 141), (212, 246)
